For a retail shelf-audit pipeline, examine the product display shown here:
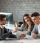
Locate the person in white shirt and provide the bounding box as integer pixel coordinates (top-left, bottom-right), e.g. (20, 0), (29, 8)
(31, 12), (40, 39)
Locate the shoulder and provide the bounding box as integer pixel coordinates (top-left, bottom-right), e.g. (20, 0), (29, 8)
(33, 24), (38, 31)
(34, 24), (38, 28)
(4, 27), (7, 30)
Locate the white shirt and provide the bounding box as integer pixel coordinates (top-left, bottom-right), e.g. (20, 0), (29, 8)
(38, 24), (40, 34)
(0, 25), (5, 34)
(0, 25), (5, 29)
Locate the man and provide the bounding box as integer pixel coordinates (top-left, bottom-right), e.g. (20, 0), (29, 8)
(31, 12), (40, 39)
(0, 14), (17, 40)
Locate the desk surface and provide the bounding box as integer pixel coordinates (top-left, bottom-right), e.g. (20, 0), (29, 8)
(0, 39), (40, 43)
(0, 31), (39, 43)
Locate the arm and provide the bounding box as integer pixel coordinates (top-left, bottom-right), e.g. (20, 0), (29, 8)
(4, 27), (9, 33)
(38, 34), (40, 38)
(12, 24), (23, 32)
(31, 25), (38, 38)
(31, 25), (40, 38)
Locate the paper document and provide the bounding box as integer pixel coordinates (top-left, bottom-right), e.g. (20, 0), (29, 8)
(16, 31), (28, 38)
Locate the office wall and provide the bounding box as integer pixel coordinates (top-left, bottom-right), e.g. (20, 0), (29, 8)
(0, 0), (40, 22)
(0, 0), (1, 11)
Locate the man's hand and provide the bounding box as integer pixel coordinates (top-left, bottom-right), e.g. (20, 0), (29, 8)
(32, 34), (38, 39)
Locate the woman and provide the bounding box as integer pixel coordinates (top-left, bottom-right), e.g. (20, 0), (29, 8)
(13, 14), (34, 39)
(19, 14), (34, 35)
(14, 14), (34, 35)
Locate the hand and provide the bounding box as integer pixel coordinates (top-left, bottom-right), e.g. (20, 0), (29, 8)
(12, 27), (19, 32)
(18, 34), (26, 39)
(32, 34), (38, 39)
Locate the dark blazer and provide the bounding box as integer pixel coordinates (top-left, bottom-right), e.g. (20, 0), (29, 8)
(0, 27), (17, 40)
(3, 27), (8, 33)
(0, 27), (8, 34)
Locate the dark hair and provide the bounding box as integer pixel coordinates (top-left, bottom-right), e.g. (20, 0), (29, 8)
(23, 14), (29, 17)
(0, 14), (6, 20)
(31, 12), (39, 17)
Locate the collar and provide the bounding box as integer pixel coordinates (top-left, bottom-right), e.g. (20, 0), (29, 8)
(0, 25), (5, 29)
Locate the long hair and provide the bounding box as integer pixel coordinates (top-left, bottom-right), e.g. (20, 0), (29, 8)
(23, 14), (34, 31)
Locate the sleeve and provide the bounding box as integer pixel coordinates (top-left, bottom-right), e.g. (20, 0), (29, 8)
(19, 24), (23, 31)
(31, 25), (38, 35)
(31, 25), (40, 38)
(38, 34), (40, 38)
(4, 27), (9, 33)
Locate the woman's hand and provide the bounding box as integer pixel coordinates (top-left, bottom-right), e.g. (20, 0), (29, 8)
(18, 34), (26, 39)
(12, 27), (19, 32)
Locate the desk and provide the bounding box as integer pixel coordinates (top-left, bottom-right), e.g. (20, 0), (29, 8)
(18, 39), (40, 43)
(0, 39), (40, 43)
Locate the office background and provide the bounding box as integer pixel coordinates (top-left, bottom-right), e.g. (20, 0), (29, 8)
(0, 0), (40, 22)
